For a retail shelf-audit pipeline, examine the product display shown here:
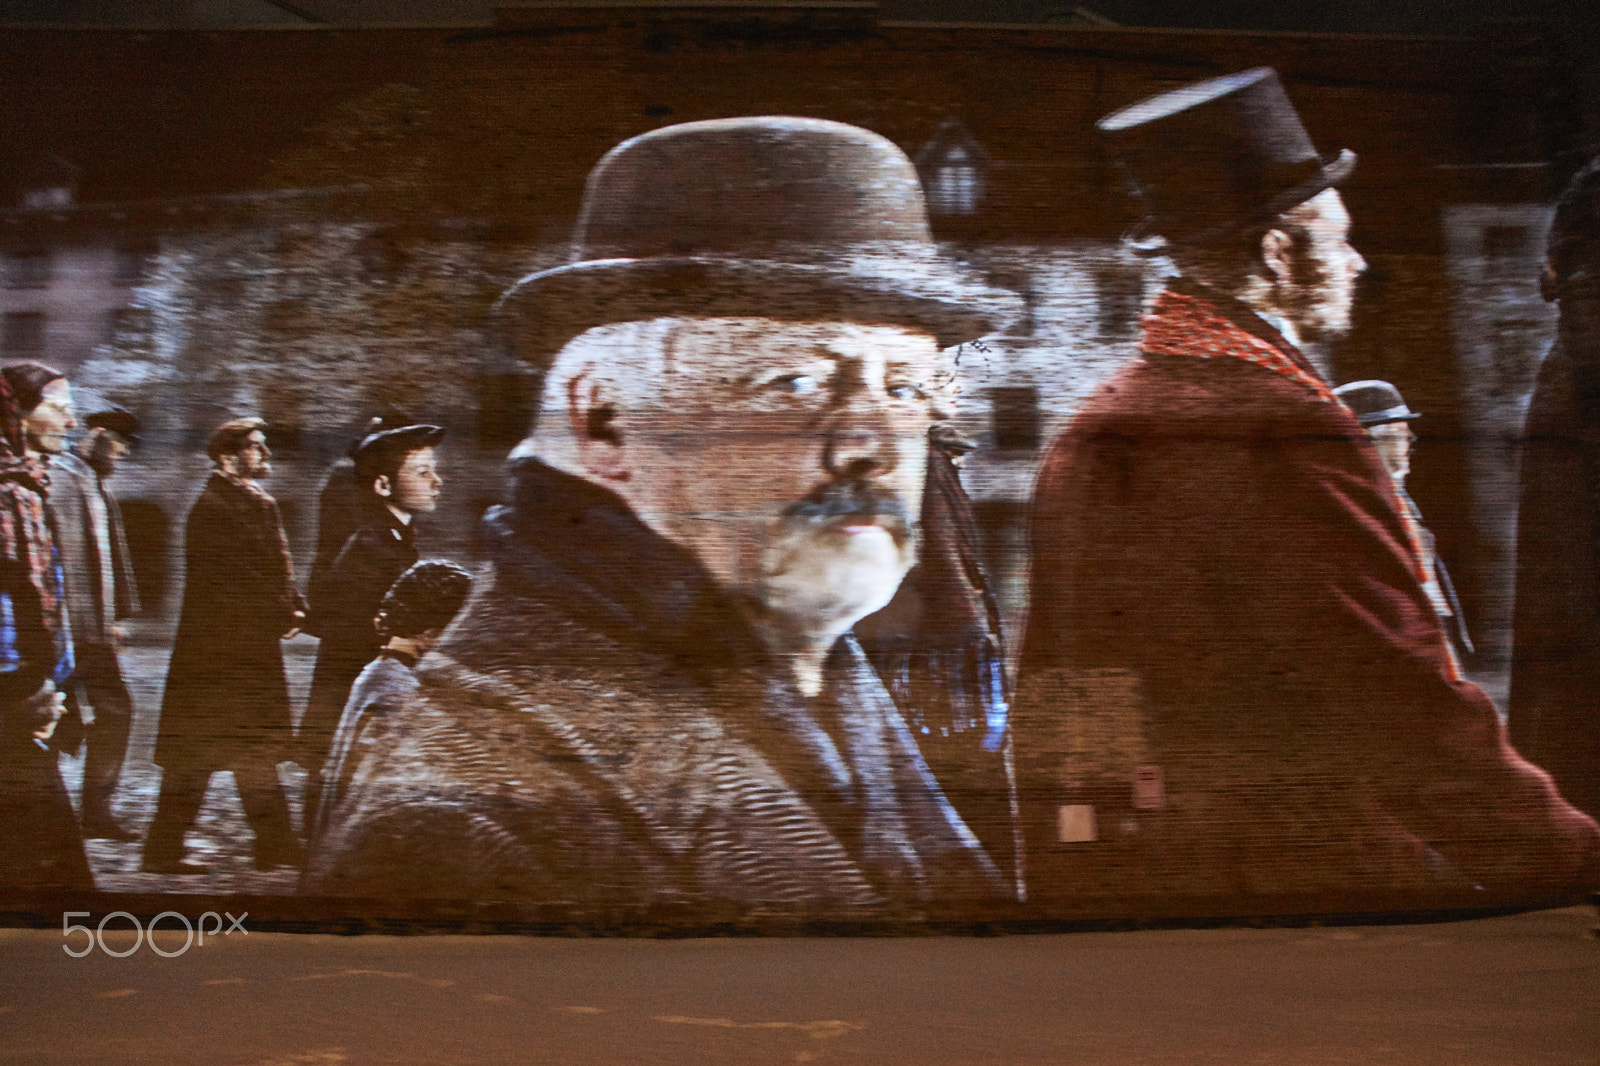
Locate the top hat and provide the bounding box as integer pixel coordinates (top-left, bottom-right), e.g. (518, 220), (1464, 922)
(1097, 67), (1356, 247)
(352, 424), (445, 480)
(494, 117), (1018, 367)
(1331, 380), (1421, 427)
(84, 405), (141, 444)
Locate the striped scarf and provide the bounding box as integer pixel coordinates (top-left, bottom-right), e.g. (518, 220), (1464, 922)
(1141, 287), (1340, 405)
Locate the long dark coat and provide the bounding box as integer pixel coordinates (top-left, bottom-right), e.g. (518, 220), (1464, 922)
(304, 461), (1007, 915)
(299, 499), (416, 768)
(154, 472), (304, 771)
(1510, 317), (1600, 820)
(1014, 283), (1600, 902)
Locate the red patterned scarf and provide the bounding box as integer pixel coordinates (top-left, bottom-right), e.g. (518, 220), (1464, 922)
(1140, 287), (1339, 405)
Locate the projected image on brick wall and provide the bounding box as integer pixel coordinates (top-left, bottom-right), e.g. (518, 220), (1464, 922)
(2, 14), (1596, 920)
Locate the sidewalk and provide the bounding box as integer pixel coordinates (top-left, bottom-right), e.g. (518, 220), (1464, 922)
(1, 905), (1595, 1065)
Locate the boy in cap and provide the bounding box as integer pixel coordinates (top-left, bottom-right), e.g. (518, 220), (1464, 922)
(299, 423), (444, 831)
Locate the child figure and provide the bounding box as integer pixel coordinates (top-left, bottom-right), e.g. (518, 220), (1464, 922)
(306, 560), (473, 848)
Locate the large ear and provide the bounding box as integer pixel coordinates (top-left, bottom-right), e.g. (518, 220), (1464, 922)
(1259, 226), (1296, 290)
(372, 474), (394, 500)
(566, 368), (631, 482)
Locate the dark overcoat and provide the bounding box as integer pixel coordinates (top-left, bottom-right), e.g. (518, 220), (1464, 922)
(299, 499), (416, 767)
(1510, 321), (1600, 820)
(1014, 283), (1600, 902)
(154, 472), (303, 771)
(304, 461), (1007, 916)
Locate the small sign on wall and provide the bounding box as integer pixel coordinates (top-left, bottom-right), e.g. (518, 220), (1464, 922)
(1133, 765), (1166, 810)
(1058, 804), (1097, 843)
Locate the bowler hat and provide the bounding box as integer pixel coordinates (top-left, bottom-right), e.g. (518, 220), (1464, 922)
(85, 405), (141, 444)
(1097, 67), (1356, 247)
(352, 424), (445, 480)
(494, 117), (1017, 367)
(1332, 380), (1421, 427)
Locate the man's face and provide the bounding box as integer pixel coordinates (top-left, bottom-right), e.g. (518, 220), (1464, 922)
(1370, 421), (1414, 483)
(1283, 188), (1367, 343)
(381, 447), (443, 515)
(81, 427), (130, 476)
(607, 318), (950, 639)
(230, 429), (272, 480)
(23, 378), (75, 456)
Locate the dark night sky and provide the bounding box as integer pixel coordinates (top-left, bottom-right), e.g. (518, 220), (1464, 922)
(4, 1), (1595, 142)
(0, 0), (1595, 37)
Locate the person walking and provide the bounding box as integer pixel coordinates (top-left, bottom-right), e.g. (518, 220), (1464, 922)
(298, 423), (443, 830)
(142, 418), (305, 874)
(0, 363), (90, 889)
(46, 405), (143, 840)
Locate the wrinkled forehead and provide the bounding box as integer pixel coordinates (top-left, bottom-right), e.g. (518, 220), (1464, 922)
(663, 316), (946, 371)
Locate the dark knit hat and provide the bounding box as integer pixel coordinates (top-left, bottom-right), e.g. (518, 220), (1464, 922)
(376, 560), (474, 639)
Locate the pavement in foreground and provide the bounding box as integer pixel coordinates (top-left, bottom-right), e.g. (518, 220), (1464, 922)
(0, 905), (1595, 1065)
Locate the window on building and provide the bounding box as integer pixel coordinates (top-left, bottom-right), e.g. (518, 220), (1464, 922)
(2, 312), (46, 356)
(915, 121), (988, 217)
(1096, 265), (1145, 340)
(930, 147), (981, 215)
(1483, 225), (1533, 283)
(20, 187), (72, 210)
(113, 245), (155, 286)
(17, 155), (78, 212)
(477, 372), (537, 449)
(106, 308), (154, 354)
(989, 386), (1042, 453)
(5, 251), (51, 290)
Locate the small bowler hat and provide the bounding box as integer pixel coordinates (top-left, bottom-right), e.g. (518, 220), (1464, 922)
(352, 424), (445, 480)
(494, 117), (1018, 367)
(1332, 380), (1421, 427)
(1097, 67), (1356, 246)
